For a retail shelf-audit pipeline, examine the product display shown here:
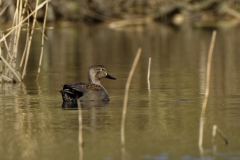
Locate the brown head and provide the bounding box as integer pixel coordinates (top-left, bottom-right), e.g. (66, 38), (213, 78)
(88, 65), (116, 85)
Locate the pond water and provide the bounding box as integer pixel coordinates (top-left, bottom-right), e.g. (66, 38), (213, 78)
(1, 22), (240, 160)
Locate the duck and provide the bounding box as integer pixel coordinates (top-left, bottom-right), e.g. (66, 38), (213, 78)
(60, 65), (116, 103)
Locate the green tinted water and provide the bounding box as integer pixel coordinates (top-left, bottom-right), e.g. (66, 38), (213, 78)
(1, 23), (240, 160)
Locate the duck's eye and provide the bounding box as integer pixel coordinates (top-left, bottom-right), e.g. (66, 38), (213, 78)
(102, 68), (105, 71)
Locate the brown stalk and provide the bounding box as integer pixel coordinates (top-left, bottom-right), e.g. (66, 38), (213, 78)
(0, 34), (2, 82)
(37, 1), (49, 80)
(0, 4), (8, 17)
(201, 30), (217, 116)
(22, 0), (39, 79)
(121, 48), (142, 147)
(2, 35), (12, 76)
(212, 125), (228, 145)
(198, 30), (217, 150)
(20, 10), (30, 68)
(0, 0), (51, 43)
(26, 3), (48, 40)
(0, 54), (21, 82)
(10, 0), (23, 79)
(147, 57), (151, 91)
(1, 0), (50, 82)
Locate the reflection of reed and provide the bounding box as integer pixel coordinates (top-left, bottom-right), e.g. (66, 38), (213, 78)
(0, 83), (38, 159)
(198, 31), (216, 155)
(77, 99), (84, 160)
(121, 48), (141, 159)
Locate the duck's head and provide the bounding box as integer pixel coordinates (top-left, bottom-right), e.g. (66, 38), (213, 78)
(88, 65), (116, 84)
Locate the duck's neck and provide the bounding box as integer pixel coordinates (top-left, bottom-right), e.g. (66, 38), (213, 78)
(88, 75), (101, 85)
(88, 75), (108, 93)
(90, 79), (101, 85)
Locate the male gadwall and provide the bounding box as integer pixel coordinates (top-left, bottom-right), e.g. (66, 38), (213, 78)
(60, 65), (116, 102)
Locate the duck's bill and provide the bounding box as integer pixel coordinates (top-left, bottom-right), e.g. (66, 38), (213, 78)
(105, 74), (116, 80)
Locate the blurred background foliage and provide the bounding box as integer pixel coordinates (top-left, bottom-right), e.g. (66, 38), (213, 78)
(1, 0), (240, 25)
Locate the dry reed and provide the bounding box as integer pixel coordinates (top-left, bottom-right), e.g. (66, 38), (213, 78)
(198, 30), (217, 150)
(0, 0), (50, 42)
(147, 57), (151, 91)
(0, 0), (50, 82)
(121, 48), (142, 147)
(0, 36), (2, 82)
(200, 30), (217, 116)
(0, 55), (21, 82)
(21, 0), (39, 79)
(37, 1), (49, 80)
(212, 125), (228, 145)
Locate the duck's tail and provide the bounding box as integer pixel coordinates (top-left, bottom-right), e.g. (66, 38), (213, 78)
(60, 84), (78, 102)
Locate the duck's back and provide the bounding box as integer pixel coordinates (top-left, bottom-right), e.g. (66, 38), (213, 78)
(60, 82), (109, 102)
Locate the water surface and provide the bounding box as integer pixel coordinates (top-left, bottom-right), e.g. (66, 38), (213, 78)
(1, 23), (240, 160)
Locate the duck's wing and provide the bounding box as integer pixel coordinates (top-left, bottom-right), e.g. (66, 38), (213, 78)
(60, 82), (105, 102)
(60, 83), (87, 100)
(68, 82), (87, 93)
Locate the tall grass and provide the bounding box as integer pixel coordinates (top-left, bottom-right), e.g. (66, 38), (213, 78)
(0, 0), (50, 83)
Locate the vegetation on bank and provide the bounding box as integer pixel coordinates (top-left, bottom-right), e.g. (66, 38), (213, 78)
(1, 0), (240, 24)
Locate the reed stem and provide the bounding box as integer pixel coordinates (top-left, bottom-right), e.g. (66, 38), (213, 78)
(20, 13), (30, 68)
(198, 30), (217, 149)
(0, 0), (50, 43)
(0, 54), (21, 82)
(201, 30), (217, 116)
(37, 1), (49, 80)
(121, 48), (142, 147)
(22, 0), (39, 79)
(147, 57), (151, 91)
(212, 125), (228, 145)
(0, 34), (2, 82)
(0, 0), (50, 82)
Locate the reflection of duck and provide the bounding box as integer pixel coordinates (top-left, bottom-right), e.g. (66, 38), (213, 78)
(60, 65), (116, 104)
(62, 100), (110, 109)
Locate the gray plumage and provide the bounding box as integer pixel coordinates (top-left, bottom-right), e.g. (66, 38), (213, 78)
(60, 65), (116, 103)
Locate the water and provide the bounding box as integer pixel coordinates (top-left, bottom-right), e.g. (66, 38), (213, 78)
(1, 23), (240, 160)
